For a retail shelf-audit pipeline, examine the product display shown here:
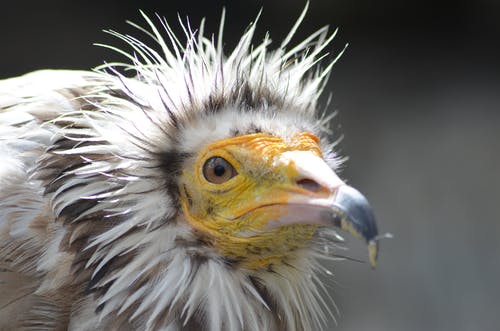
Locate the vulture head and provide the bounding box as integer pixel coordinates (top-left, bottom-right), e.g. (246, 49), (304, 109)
(0, 5), (380, 331)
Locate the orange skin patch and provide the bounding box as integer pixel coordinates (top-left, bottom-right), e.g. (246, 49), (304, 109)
(180, 132), (324, 270)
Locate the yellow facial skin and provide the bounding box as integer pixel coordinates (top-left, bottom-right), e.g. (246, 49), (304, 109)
(179, 132), (328, 270)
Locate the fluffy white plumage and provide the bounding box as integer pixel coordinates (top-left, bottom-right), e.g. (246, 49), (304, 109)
(0, 5), (371, 331)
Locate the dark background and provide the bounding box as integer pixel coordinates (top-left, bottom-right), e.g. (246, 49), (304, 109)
(1, 1), (499, 330)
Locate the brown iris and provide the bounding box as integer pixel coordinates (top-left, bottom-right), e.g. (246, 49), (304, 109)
(202, 157), (237, 184)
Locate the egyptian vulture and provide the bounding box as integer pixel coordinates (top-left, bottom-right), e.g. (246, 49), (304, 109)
(0, 6), (380, 331)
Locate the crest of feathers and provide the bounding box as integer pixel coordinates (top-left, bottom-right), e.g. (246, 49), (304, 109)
(0, 4), (348, 331)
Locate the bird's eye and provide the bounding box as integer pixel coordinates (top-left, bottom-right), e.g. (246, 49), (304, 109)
(202, 157), (237, 184)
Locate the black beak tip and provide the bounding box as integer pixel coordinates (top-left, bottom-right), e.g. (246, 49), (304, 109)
(332, 185), (380, 267)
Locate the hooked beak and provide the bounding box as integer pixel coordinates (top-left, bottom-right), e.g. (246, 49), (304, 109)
(263, 151), (380, 267)
(328, 185), (379, 267)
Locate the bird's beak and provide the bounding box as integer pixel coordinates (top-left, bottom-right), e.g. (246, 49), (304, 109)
(328, 185), (379, 267)
(261, 150), (379, 267)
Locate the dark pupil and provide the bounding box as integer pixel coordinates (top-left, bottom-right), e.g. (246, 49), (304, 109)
(213, 164), (226, 177)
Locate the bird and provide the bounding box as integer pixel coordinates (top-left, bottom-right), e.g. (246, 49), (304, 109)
(0, 5), (380, 331)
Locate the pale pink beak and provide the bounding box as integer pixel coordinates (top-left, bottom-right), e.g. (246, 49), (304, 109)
(266, 151), (380, 267)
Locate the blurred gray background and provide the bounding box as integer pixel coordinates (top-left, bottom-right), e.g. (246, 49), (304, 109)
(1, 1), (499, 330)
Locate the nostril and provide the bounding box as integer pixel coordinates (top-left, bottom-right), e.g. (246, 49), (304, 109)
(296, 178), (321, 192)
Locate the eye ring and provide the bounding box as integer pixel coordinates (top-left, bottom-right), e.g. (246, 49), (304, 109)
(202, 156), (238, 184)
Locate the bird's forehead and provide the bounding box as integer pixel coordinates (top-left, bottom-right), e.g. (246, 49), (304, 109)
(177, 108), (318, 154)
(203, 131), (322, 159)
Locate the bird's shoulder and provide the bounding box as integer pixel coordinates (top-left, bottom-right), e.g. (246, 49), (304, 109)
(0, 69), (105, 124)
